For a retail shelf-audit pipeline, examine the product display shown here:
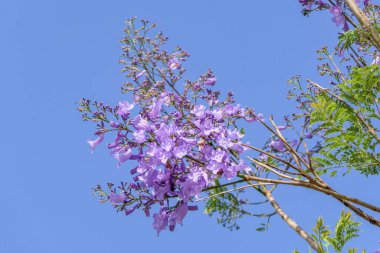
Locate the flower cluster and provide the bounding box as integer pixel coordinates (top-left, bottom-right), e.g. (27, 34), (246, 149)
(79, 18), (261, 235)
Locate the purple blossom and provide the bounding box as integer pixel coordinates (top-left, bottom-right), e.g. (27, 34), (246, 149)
(133, 130), (147, 143)
(81, 20), (268, 235)
(207, 161), (222, 175)
(168, 57), (181, 70)
(171, 202), (188, 225)
(153, 209), (169, 236)
(136, 70), (146, 79)
(330, 5), (349, 31)
(204, 76), (217, 85)
(303, 132), (313, 139)
(125, 205), (138, 216)
(212, 108), (225, 121)
(87, 135), (104, 153)
(211, 149), (226, 163)
(149, 95), (166, 119)
(113, 147), (132, 167)
(117, 101), (134, 119)
(225, 104), (240, 116)
(132, 115), (151, 130)
(244, 112), (264, 122)
(270, 140), (286, 152)
(173, 146), (188, 158)
(109, 192), (126, 203)
(107, 131), (126, 149)
(191, 105), (206, 118)
(157, 149), (173, 164)
(224, 161), (250, 180)
(109, 121), (120, 128)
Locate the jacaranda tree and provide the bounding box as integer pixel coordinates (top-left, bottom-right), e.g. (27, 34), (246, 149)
(78, 0), (380, 252)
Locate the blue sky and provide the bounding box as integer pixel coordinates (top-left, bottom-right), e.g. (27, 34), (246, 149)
(1, 0), (379, 252)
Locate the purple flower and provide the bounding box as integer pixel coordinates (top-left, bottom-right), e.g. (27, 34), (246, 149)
(168, 57), (181, 70)
(153, 209), (169, 236)
(149, 96), (165, 119)
(277, 125), (287, 131)
(303, 132), (313, 139)
(136, 70), (146, 79)
(161, 139), (174, 152)
(244, 112), (264, 122)
(125, 205), (138, 216)
(225, 104), (240, 116)
(204, 77), (217, 86)
(117, 101), (134, 119)
(330, 5), (348, 30)
(132, 115), (151, 130)
(181, 137), (197, 145)
(87, 135), (104, 153)
(107, 131), (126, 149)
(270, 140), (286, 152)
(171, 202), (188, 225)
(224, 161), (250, 180)
(207, 161), (222, 175)
(211, 149), (226, 163)
(109, 192), (126, 203)
(173, 146), (188, 158)
(212, 108), (225, 121)
(154, 148), (172, 164)
(191, 105), (206, 118)
(113, 147), (132, 167)
(133, 130), (147, 143)
(109, 121), (120, 128)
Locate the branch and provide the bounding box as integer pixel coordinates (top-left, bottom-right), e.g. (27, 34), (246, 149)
(242, 174), (380, 214)
(242, 143), (300, 172)
(202, 179), (246, 192)
(344, 0), (380, 50)
(336, 197), (380, 226)
(261, 186), (321, 252)
(269, 116), (317, 183)
(248, 157), (301, 181)
(195, 183), (274, 202)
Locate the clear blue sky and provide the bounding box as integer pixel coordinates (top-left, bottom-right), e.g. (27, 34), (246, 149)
(1, 0), (379, 252)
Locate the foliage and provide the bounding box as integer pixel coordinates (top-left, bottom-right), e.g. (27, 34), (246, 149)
(204, 180), (244, 231)
(310, 210), (362, 253)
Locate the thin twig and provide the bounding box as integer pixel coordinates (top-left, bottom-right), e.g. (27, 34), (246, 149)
(195, 183), (274, 202)
(248, 157), (301, 181)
